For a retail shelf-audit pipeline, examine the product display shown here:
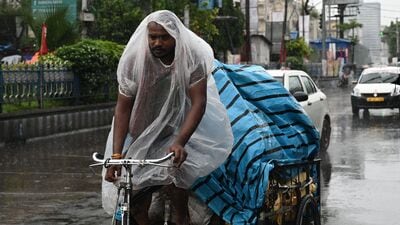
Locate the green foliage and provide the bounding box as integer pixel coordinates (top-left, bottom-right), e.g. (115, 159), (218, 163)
(286, 38), (312, 58)
(30, 5), (79, 51)
(337, 19), (362, 43)
(55, 39), (124, 96)
(286, 56), (306, 71)
(337, 19), (362, 32)
(90, 0), (145, 44)
(151, 0), (219, 43)
(383, 21), (398, 57)
(212, 0), (244, 55)
(189, 6), (219, 42)
(1, 0), (79, 51)
(88, 0), (244, 58)
(2, 100), (67, 113)
(151, 0), (188, 12)
(39, 53), (71, 66)
(285, 38), (312, 70)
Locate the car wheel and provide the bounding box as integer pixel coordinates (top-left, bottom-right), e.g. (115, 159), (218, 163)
(352, 105), (359, 115)
(320, 118), (331, 152)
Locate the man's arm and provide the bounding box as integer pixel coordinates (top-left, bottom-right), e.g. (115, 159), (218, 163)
(113, 93), (134, 155)
(169, 78), (207, 166)
(105, 93), (133, 182)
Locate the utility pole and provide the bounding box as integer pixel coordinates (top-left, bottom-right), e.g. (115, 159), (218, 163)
(302, 0), (305, 38)
(338, 4), (346, 38)
(397, 17), (399, 58)
(280, 0), (289, 65)
(321, 0), (327, 77)
(245, 0), (251, 63)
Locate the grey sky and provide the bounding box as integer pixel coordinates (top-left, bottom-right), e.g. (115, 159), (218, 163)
(364, 0), (400, 26)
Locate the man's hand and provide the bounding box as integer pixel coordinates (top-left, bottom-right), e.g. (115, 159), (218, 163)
(168, 143), (187, 167)
(105, 165), (122, 182)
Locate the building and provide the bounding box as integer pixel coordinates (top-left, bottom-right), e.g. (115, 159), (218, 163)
(356, 2), (381, 64)
(239, 0), (320, 64)
(239, 0), (272, 65)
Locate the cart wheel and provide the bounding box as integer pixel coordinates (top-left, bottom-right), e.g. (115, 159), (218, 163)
(295, 195), (320, 225)
(319, 117), (331, 152)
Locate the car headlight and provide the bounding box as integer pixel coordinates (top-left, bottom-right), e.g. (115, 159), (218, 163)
(352, 88), (361, 97)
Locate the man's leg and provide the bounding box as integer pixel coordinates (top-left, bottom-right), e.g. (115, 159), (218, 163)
(132, 192), (152, 225)
(170, 185), (190, 225)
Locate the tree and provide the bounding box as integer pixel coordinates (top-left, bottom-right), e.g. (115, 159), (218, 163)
(337, 19), (362, 43)
(337, 19), (362, 63)
(212, 0), (244, 60)
(382, 21), (399, 58)
(87, 0), (244, 62)
(30, 5), (79, 51)
(151, 0), (219, 44)
(285, 38), (312, 70)
(89, 0), (145, 44)
(0, 0), (79, 52)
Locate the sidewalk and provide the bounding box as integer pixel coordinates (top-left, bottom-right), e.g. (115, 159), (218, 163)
(0, 102), (115, 145)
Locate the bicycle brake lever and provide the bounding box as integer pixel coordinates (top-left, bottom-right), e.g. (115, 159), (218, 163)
(89, 162), (104, 167)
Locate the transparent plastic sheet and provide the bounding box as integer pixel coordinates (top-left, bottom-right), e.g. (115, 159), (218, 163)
(102, 10), (233, 216)
(102, 75), (233, 215)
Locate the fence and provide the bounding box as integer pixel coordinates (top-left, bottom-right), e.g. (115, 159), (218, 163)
(0, 64), (117, 113)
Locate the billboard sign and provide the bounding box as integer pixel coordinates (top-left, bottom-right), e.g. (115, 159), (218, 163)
(32, 0), (77, 24)
(326, 0), (360, 5)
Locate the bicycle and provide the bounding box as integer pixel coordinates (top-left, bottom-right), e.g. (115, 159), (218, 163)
(90, 152), (175, 225)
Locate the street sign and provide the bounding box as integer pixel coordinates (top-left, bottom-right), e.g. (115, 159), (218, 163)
(32, 0), (77, 24)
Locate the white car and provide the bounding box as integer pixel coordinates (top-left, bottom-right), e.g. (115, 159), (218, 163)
(351, 66), (400, 114)
(267, 69), (331, 152)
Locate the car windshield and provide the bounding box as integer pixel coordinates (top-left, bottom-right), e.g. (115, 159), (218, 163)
(359, 72), (400, 84)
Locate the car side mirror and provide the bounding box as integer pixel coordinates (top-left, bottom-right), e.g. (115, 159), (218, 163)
(352, 80), (358, 85)
(292, 91), (308, 102)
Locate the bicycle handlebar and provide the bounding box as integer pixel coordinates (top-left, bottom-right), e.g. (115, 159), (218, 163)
(90, 152), (175, 168)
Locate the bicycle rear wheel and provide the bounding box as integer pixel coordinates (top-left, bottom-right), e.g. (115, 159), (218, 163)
(295, 195), (320, 225)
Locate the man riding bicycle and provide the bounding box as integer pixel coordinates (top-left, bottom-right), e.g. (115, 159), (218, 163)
(103, 10), (233, 225)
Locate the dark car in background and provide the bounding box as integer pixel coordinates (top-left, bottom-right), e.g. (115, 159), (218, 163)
(0, 42), (18, 58)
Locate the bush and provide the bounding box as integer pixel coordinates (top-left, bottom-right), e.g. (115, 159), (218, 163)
(55, 39), (124, 99)
(39, 53), (72, 67)
(286, 56), (306, 71)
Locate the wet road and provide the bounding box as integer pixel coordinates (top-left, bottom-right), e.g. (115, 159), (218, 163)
(320, 86), (400, 225)
(0, 84), (399, 225)
(0, 128), (111, 225)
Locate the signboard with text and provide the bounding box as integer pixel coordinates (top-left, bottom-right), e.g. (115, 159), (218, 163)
(32, 0), (77, 24)
(326, 0), (360, 5)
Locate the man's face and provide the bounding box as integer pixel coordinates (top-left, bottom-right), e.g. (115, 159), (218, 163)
(148, 22), (176, 60)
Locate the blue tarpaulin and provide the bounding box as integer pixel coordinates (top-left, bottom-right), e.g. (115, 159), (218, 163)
(310, 37), (351, 49)
(192, 61), (320, 225)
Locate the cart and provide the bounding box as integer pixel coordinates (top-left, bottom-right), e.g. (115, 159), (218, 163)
(257, 159), (321, 225)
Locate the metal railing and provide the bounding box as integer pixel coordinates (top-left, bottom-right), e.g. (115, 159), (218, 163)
(0, 64), (117, 113)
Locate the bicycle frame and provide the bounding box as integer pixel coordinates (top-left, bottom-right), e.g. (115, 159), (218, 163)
(90, 152), (174, 225)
